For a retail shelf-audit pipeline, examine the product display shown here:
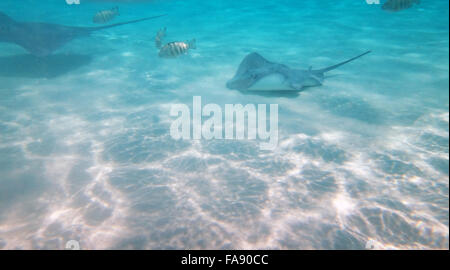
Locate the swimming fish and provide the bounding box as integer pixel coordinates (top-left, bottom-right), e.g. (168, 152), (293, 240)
(382, 0), (420, 12)
(158, 39), (196, 58)
(155, 27), (166, 49)
(93, 7), (120, 24)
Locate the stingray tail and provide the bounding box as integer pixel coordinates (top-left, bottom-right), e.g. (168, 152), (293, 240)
(87, 14), (167, 31)
(318, 50), (371, 73)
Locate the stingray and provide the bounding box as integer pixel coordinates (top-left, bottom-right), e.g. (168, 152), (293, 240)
(226, 51), (371, 92)
(0, 11), (166, 57)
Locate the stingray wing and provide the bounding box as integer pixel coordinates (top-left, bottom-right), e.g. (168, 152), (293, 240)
(13, 22), (90, 57)
(233, 52), (272, 76)
(227, 52), (284, 90)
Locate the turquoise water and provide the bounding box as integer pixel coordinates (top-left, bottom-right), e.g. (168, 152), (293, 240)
(0, 0), (448, 249)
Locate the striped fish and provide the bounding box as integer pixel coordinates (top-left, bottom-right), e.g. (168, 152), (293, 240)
(155, 27), (166, 49)
(382, 0), (420, 12)
(158, 39), (196, 58)
(93, 7), (120, 24)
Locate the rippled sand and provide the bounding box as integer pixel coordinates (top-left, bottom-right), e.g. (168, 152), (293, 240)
(0, 0), (448, 249)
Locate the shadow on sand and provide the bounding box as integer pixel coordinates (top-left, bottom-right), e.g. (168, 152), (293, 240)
(237, 89), (302, 98)
(0, 54), (92, 79)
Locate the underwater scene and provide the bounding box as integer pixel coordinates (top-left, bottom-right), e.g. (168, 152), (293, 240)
(0, 0), (448, 250)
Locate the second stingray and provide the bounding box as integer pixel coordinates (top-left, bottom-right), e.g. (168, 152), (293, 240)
(226, 51), (371, 92)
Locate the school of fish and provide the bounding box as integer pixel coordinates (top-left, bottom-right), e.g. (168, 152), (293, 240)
(88, 1), (422, 60)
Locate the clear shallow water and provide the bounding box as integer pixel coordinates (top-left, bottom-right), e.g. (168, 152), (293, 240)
(0, 0), (448, 250)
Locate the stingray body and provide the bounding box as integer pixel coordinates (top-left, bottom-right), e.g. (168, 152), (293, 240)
(0, 11), (166, 56)
(226, 51), (371, 92)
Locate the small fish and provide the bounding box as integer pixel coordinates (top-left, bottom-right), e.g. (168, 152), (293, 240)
(382, 0), (420, 12)
(155, 27), (166, 49)
(158, 39), (196, 58)
(93, 7), (120, 24)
